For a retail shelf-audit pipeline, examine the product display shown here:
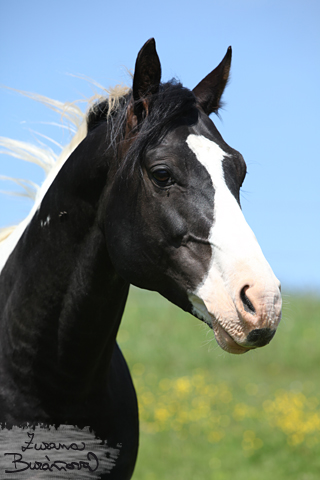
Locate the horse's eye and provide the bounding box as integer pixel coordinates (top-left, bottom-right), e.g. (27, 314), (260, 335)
(151, 168), (172, 187)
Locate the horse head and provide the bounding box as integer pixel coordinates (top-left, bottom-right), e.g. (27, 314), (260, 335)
(100, 39), (281, 355)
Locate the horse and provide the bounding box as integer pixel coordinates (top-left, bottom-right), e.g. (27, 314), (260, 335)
(0, 39), (282, 478)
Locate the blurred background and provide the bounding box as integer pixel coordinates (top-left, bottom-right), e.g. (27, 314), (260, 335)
(1, 1), (320, 479)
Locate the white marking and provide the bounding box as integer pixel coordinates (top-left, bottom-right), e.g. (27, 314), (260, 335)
(41, 214), (51, 228)
(187, 134), (265, 268)
(186, 134), (281, 349)
(187, 134), (261, 257)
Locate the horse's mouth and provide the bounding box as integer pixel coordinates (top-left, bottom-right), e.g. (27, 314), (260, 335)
(212, 322), (252, 355)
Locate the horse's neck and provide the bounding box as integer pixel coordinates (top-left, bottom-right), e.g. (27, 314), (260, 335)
(0, 125), (129, 405)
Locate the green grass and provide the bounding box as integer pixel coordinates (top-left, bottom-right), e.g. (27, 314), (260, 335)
(118, 289), (320, 480)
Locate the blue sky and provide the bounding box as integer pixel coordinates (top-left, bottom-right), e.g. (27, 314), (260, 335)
(0, 0), (319, 291)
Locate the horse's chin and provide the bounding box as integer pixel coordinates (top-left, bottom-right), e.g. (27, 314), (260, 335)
(212, 322), (251, 355)
(189, 294), (251, 354)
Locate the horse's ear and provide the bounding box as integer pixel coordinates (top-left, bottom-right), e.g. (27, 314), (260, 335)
(193, 47), (232, 115)
(128, 38), (161, 128)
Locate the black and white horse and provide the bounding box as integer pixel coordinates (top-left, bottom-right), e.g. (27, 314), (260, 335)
(0, 39), (281, 478)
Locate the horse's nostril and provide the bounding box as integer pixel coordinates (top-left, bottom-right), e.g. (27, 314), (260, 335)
(240, 286), (256, 315)
(246, 328), (276, 347)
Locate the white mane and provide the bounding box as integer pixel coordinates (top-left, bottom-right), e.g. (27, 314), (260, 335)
(0, 82), (129, 272)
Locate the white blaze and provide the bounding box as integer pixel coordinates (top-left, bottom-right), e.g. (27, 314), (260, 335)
(186, 134), (280, 337)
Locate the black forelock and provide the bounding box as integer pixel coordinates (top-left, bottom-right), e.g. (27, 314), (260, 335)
(122, 80), (198, 178)
(86, 80), (199, 179)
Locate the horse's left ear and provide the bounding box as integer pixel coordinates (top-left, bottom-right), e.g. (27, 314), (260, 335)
(193, 46), (232, 115)
(128, 38), (161, 129)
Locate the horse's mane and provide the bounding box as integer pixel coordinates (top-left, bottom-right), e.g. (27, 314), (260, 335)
(0, 83), (129, 267)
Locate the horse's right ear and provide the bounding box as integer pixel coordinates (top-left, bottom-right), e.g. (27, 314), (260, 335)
(128, 38), (161, 129)
(193, 47), (232, 115)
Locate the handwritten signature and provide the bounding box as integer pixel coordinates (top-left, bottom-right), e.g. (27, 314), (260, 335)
(4, 432), (99, 473)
